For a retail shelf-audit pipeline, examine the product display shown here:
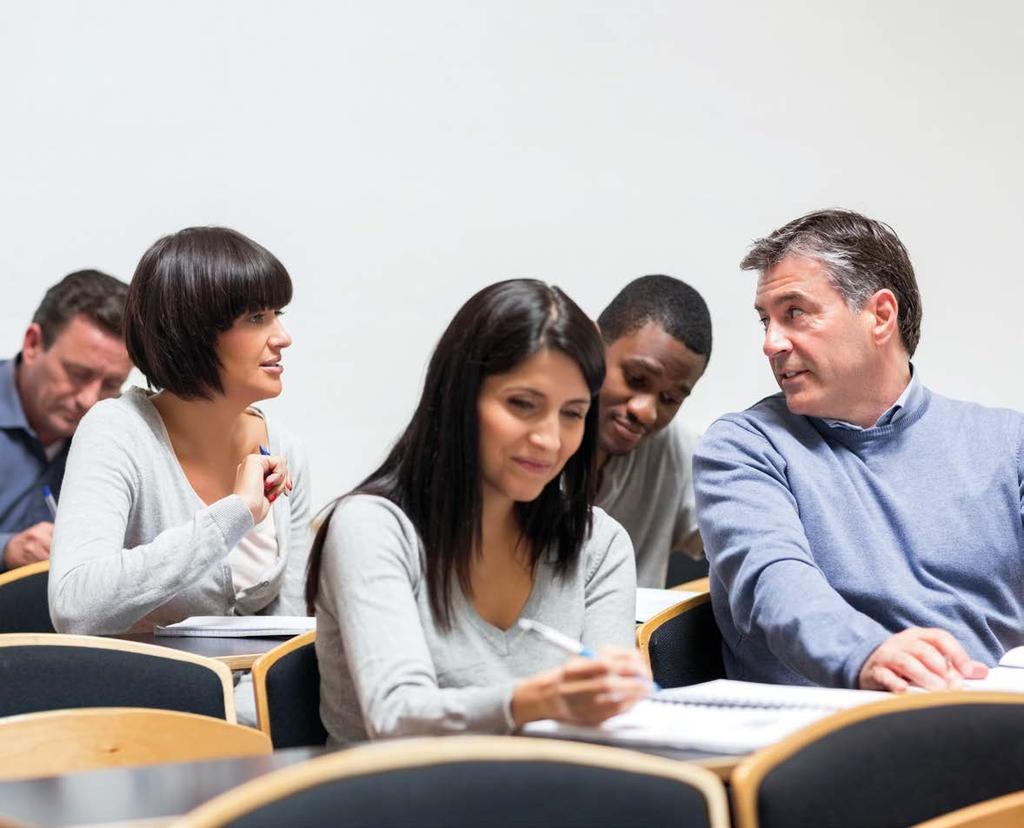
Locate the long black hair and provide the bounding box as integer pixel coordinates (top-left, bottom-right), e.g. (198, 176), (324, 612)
(305, 279), (606, 628)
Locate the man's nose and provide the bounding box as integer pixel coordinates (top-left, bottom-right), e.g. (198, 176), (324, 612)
(762, 321), (792, 359)
(75, 380), (103, 412)
(626, 394), (657, 428)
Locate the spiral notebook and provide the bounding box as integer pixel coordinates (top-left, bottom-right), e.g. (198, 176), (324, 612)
(524, 679), (887, 754)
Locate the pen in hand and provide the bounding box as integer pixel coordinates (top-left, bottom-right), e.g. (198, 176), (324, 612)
(517, 618), (660, 691)
(42, 485), (58, 520)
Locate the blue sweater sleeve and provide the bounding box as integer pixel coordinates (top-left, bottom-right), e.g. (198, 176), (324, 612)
(694, 417), (891, 687)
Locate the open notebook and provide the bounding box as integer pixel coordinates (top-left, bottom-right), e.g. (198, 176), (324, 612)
(155, 615), (315, 638)
(524, 679), (887, 754)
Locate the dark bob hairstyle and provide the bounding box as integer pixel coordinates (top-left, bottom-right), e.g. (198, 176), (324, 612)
(124, 227), (292, 399)
(306, 279), (607, 628)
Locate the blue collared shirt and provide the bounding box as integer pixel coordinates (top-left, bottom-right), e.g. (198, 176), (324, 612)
(0, 356), (69, 571)
(822, 365), (919, 431)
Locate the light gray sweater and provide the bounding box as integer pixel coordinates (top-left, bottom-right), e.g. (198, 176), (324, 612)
(597, 419), (701, 588)
(315, 495), (637, 745)
(49, 387), (311, 634)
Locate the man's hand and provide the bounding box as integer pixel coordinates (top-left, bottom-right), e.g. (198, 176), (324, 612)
(859, 627), (989, 692)
(2, 522), (54, 570)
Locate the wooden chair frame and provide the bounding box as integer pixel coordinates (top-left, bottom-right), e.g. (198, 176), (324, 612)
(731, 691), (1024, 828)
(0, 706), (271, 780)
(670, 575), (710, 593)
(250, 628), (317, 741)
(175, 735), (731, 828)
(913, 789), (1024, 828)
(636, 590), (713, 665)
(0, 559), (49, 589)
(0, 632), (238, 722)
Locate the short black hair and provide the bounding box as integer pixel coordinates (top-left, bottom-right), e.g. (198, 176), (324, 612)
(124, 227), (292, 400)
(32, 270), (128, 348)
(597, 274), (712, 360)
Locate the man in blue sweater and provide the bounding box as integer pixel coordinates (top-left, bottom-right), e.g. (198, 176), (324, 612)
(695, 209), (1022, 691)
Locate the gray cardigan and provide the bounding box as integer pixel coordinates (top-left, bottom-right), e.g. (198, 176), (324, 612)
(314, 495), (637, 745)
(49, 387), (311, 634)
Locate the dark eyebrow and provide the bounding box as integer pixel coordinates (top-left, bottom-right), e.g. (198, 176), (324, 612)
(506, 386), (590, 407)
(623, 356), (664, 377)
(623, 356), (693, 395)
(61, 360), (97, 376)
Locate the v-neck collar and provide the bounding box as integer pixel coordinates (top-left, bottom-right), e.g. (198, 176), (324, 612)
(454, 558), (551, 656)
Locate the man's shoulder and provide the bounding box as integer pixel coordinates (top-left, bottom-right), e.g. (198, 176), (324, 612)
(703, 393), (804, 442)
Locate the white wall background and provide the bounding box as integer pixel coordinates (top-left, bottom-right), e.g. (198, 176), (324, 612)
(1, 1), (1021, 507)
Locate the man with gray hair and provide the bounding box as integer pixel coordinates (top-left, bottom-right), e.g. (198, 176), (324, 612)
(695, 209), (1023, 691)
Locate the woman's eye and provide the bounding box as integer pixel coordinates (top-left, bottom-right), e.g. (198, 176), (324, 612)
(561, 409), (586, 421)
(248, 313), (265, 324)
(508, 397), (535, 411)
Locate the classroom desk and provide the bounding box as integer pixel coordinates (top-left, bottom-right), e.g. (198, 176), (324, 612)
(0, 746), (327, 828)
(112, 632), (289, 670)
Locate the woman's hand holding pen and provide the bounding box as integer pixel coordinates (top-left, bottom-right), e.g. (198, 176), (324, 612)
(233, 450), (293, 523)
(510, 647), (653, 727)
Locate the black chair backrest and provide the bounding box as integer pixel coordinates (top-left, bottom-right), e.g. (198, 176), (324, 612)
(648, 599), (725, 688)
(264, 640), (327, 748)
(224, 760), (717, 828)
(0, 643), (228, 719)
(0, 569), (55, 633)
(757, 701), (1024, 828)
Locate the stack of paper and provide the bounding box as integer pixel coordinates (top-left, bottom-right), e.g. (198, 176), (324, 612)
(635, 588), (698, 623)
(155, 615), (315, 638)
(524, 679), (887, 754)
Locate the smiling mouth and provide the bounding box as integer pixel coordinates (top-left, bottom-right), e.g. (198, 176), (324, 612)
(778, 370), (806, 382)
(514, 458), (553, 474)
(611, 417), (645, 441)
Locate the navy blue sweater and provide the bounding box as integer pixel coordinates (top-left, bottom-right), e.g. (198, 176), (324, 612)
(694, 379), (1024, 688)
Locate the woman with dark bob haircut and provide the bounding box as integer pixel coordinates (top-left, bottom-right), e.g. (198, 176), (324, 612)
(307, 279), (649, 744)
(50, 228), (309, 655)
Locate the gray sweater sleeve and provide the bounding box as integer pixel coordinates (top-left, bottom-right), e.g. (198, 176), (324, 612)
(319, 496), (512, 738)
(48, 403), (254, 635)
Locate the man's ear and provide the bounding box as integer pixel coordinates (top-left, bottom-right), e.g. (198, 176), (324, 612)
(868, 289), (900, 347)
(21, 323), (45, 364)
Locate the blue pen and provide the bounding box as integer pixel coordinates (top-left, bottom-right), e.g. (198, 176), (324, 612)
(517, 618), (661, 691)
(42, 485), (58, 520)
(258, 445), (271, 456)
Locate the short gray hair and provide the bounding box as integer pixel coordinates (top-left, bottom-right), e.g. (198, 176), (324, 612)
(741, 209), (922, 356)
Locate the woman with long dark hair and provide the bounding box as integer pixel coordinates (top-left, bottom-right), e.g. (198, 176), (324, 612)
(307, 279), (648, 743)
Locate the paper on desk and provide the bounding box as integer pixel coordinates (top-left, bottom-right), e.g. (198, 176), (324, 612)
(524, 679), (887, 754)
(636, 588), (698, 623)
(155, 615), (315, 638)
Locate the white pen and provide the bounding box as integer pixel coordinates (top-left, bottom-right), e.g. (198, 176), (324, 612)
(517, 618), (597, 658)
(517, 617), (661, 691)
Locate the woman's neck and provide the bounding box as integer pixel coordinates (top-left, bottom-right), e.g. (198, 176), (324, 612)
(478, 488), (524, 563)
(151, 391), (259, 463)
